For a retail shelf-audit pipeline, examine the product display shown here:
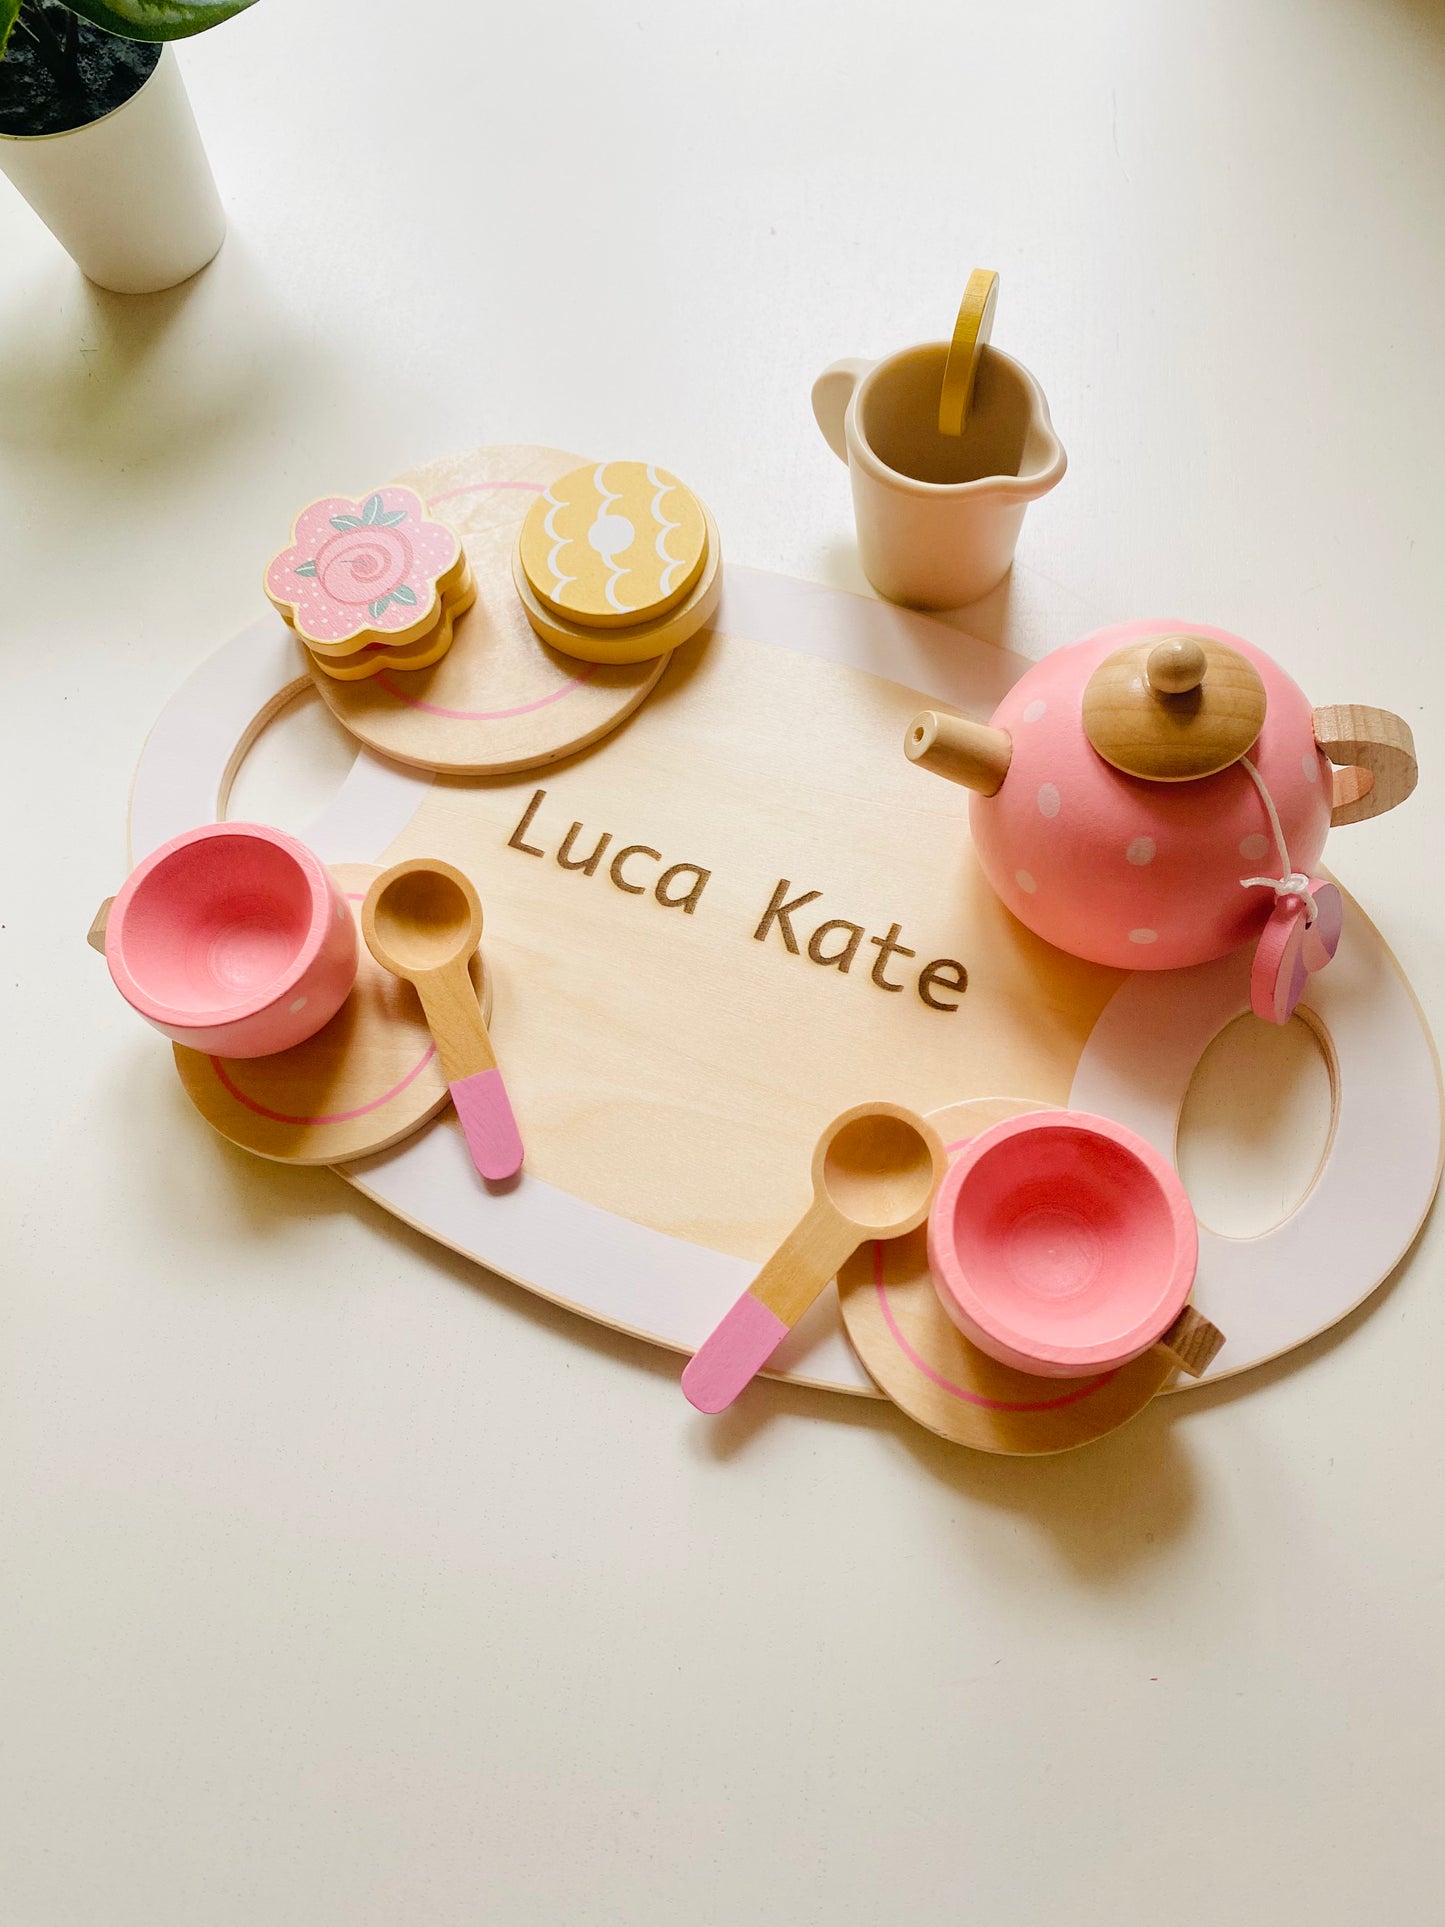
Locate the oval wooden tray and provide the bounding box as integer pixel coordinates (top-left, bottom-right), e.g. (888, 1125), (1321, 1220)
(123, 445), (1443, 1402)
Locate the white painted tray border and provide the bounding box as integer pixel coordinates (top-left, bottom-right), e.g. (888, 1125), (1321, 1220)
(128, 568), (1442, 1397)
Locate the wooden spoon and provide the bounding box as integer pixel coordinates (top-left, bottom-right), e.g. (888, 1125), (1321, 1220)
(362, 858), (523, 1181)
(682, 1102), (947, 1413)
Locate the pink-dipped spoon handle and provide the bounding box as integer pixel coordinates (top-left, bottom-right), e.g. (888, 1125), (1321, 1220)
(682, 1292), (791, 1413)
(450, 1067), (524, 1181)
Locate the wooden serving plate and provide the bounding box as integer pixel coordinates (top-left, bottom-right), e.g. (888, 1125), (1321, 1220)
(123, 445), (1443, 1403)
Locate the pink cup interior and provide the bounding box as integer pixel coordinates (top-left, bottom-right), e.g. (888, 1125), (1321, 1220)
(931, 1113), (1196, 1371)
(116, 829), (322, 1024)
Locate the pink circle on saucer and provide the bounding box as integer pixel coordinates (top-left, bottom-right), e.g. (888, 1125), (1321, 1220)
(926, 1109), (1198, 1378)
(106, 822), (357, 1059)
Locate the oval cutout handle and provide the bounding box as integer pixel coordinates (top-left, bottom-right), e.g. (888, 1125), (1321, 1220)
(810, 358), (873, 463)
(1312, 705), (1418, 826)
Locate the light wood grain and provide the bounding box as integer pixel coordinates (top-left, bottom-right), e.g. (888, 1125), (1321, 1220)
(362, 859), (496, 1084)
(87, 897), (113, 954)
(1083, 634), (1267, 780)
(378, 588), (1122, 1264)
(173, 864), (490, 1165)
(753, 1104), (945, 1325)
(904, 707), (1012, 795)
(1155, 1303), (1225, 1377)
(1312, 704), (1418, 826)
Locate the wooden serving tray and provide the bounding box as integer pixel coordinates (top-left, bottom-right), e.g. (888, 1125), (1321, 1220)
(126, 446), (1443, 1403)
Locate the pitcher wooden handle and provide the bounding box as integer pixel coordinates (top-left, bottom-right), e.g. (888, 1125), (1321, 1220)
(1313, 705), (1418, 827)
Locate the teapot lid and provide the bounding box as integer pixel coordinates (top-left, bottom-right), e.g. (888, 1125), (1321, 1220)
(1082, 633), (1267, 781)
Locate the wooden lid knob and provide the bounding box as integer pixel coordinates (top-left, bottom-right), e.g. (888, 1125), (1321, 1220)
(1083, 633), (1267, 782)
(1146, 636), (1208, 695)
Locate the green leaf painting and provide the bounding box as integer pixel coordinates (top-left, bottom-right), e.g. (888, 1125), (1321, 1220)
(361, 493), (384, 525)
(391, 584), (417, 606)
(368, 596), (392, 620)
(330, 514), (363, 532)
(56, 0), (260, 43)
(294, 560), (317, 577)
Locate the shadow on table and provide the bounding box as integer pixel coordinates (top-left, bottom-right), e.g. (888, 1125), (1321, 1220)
(146, 1053), (1431, 1593)
(0, 229), (343, 489)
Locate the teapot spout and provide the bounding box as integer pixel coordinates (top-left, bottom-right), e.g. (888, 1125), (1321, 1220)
(904, 709), (1012, 797)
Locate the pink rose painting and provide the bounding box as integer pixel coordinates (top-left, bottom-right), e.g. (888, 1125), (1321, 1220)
(265, 487), (463, 647)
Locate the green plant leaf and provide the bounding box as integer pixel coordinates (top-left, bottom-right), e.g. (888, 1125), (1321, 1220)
(55, 0), (261, 43)
(362, 493), (383, 526)
(376, 510), (406, 527)
(293, 560), (316, 577)
(330, 514), (362, 531)
(0, 0), (24, 62)
(368, 595), (391, 620)
(391, 584), (417, 606)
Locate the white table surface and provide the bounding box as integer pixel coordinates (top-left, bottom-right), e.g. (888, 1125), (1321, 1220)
(3, 2), (1443, 1922)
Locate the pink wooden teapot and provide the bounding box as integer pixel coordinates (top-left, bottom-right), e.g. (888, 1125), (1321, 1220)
(904, 619), (1417, 1017)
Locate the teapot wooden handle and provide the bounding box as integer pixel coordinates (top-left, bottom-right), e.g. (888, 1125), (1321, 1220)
(1312, 706), (1418, 827)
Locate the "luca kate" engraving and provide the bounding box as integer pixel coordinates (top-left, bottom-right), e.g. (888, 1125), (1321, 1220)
(506, 789), (968, 1013)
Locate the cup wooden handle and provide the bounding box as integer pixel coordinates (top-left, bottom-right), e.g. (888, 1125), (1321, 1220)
(87, 896), (114, 954)
(1313, 705), (1418, 827)
(1155, 1305), (1225, 1378)
(811, 358), (873, 463)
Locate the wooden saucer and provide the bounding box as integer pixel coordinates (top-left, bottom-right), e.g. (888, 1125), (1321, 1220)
(836, 1097), (1175, 1453)
(308, 446), (672, 774)
(173, 863), (491, 1166)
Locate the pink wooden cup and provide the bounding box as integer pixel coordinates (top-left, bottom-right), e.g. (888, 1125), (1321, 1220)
(105, 822), (357, 1059)
(926, 1110), (1198, 1378)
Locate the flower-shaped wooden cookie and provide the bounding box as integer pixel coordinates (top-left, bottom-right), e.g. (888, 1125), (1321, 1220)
(265, 487), (468, 655)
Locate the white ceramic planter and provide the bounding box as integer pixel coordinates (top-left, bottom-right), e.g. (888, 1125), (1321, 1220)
(0, 45), (224, 293)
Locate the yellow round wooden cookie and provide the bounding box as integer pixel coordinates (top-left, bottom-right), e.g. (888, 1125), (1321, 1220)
(517, 461), (709, 630)
(837, 1097), (1175, 1454)
(512, 507), (721, 666)
(173, 863), (492, 1165)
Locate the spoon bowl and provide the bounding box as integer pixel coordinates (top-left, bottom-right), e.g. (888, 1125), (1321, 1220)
(364, 860), (482, 980)
(818, 1107), (943, 1235)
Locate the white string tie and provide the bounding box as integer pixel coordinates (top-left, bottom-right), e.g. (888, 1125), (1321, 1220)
(1239, 756), (1318, 923)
